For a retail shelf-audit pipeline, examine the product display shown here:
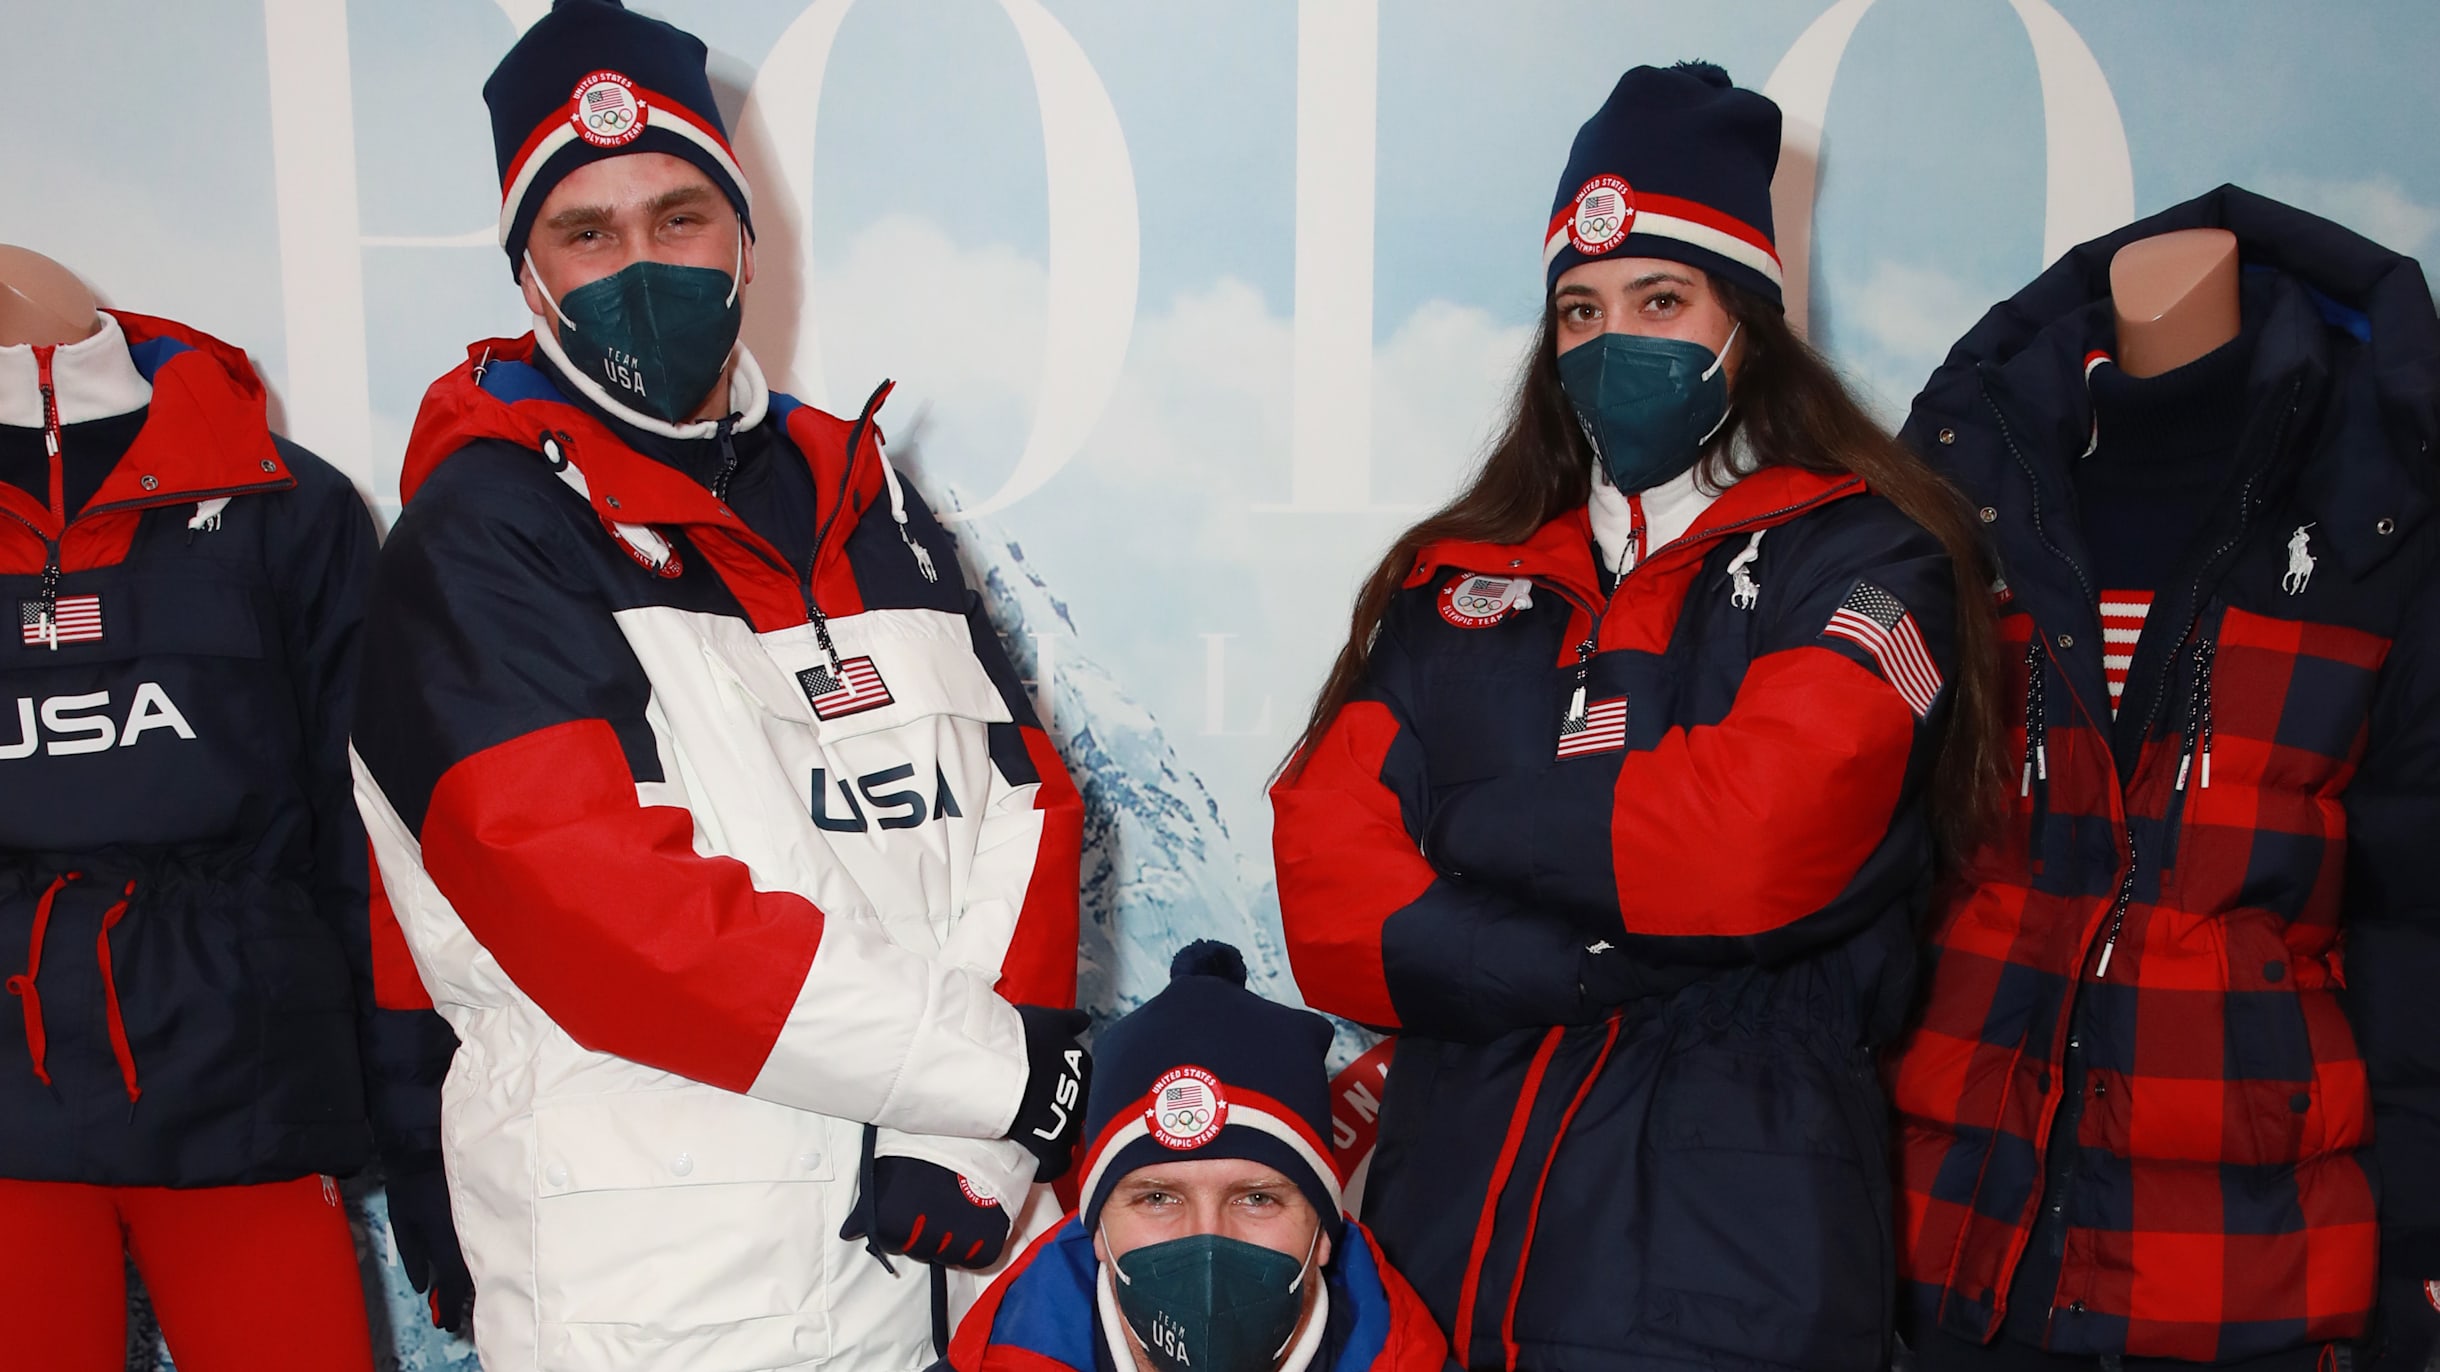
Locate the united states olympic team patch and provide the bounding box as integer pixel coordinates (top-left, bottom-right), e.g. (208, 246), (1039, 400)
(571, 70), (646, 148)
(1439, 574), (1534, 629)
(1568, 175), (1636, 256)
(1146, 1065), (1228, 1150)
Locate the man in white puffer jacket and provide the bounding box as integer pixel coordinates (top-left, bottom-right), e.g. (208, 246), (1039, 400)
(348, 4), (1090, 1368)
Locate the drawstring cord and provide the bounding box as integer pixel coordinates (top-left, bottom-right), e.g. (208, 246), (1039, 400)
(4, 873), (142, 1104)
(95, 880), (141, 1106)
(2175, 639), (2216, 793)
(6, 873), (75, 1088)
(2020, 639), (2049, 798)
(872, 443), (938, 583)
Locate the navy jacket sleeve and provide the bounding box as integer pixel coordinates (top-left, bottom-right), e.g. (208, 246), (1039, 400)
(1272, 609), (1627, 1044)
(266, 440), (454, 1164)
(2341, 572), (2440, 1279)
(1525, 499), (1955, 967)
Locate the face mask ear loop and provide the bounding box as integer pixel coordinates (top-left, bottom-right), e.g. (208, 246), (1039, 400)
(525, 252), (570, 332)
(1100, 1225), (1131, 1288)
(1696, 322), (1741, 446)
(1269, 1224), (1326, 1359)
(1701, 321), (1741, 382)
(724, 225), (744, 308)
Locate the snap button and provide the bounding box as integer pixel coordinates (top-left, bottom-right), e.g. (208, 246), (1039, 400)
(259, 458), (278, 473)
(2093, 1078), (2108, 1097)
(606, 495), (622, 510)
(1979, 506), (1997, 524)
(2069, 1301), (2087, 1315)
(2057, 634), (2075, 650)
(2264, 960), (2286, 983)
(545, 1163), (569, 1187)
(2377, 517), (2397, 536)
(1507, 559), (1522, 568)
(799, 1150), (823, 1171)
(2291, 1091), (2311, 1113)
(1938, 428), (1957, 445)
(140, 474), (159, 491)
(671, 1152), (694, 1177)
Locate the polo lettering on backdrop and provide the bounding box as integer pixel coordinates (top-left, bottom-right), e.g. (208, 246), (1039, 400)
(1760, 0), (2133, 334)
(0, 683), (198, 759)
(736, 0), (1140, 522)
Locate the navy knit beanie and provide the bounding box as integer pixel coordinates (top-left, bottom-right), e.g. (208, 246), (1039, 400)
(1544, 61), (1784, 308)
(1079, 942), (1345, 1245)
(484, 0), (752, 278)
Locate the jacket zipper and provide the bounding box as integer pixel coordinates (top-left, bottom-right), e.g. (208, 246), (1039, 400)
(2090, 384), (2295, 980)
(15, 355), (67, 648)
(797, 382), (897, 676)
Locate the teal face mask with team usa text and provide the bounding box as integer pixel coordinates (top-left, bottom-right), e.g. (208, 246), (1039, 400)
(1110, 1230), (1314, 1372)
(1557, 323), (1738, 493)
(530, 244), (742, 425)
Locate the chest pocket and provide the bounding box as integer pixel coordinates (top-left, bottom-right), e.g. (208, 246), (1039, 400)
(666, 605), (1013, 958)
(0, 571), (280, 851)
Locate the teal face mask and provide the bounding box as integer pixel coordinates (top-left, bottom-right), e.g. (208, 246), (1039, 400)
(1556, 323), (1737, 492)
(530, 238), (742, 424)
(1110, 1229), (1316, 1372)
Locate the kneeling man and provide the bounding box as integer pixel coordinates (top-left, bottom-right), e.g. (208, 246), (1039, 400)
(941, 942), (1448, 1372)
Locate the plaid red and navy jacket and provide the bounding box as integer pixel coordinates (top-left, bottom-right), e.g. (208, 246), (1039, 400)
(1890, 187), (2440, 1364)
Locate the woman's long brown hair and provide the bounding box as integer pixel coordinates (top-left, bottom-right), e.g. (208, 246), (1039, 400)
(1279, 280), (2007, 865)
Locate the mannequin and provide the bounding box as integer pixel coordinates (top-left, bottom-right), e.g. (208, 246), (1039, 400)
(2110, 227), (2240, 378)
(0, 245), (101, 349)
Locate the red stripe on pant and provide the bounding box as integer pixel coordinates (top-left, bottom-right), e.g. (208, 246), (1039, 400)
(1500, 1015), (1623, 1370)
(1451, 1028), (1563, 1366)
(0, 1175), (375, 1372)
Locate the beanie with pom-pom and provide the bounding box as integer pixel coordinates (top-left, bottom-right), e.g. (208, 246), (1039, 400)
(1077, 940), (1344, 1244)
(1544, 60), (1784, 306)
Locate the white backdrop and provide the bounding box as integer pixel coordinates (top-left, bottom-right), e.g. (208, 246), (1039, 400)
(3, 2), (2436, 1366)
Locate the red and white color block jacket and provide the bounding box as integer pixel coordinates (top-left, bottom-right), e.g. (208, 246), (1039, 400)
(351, 335), (1080, 1372)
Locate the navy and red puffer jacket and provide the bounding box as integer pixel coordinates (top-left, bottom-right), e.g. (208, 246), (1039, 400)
(0, 311), (450, 1188)
(1274, 463), (1961, 1371)
(1889, 186), (2440, 1364)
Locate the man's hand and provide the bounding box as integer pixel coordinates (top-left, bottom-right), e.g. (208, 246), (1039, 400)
(1006, 1004), (1092, 1181)
(385, 1166), (473, 1334)
(839, 1156), (1013, 1270)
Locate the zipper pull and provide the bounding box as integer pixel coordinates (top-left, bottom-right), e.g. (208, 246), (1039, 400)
(36, 547), (61, 652)
(1562, 634), (1594, 728)
(40, 381), (59, 459)
(1563, 684), (1587, 727)
(2095, 935), (2116, 980)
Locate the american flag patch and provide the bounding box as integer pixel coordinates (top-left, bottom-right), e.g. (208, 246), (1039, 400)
(1556, 696), (1628, 759)
(20, 594), (102, 647)
(1824, 582), (1943, 719)
(798, 656), (894, 720)
(2098, 589), (2152, 716)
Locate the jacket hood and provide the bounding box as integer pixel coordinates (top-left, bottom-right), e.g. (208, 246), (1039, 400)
(1914, 184), (2440, 579)
(401, 332), (888, 545)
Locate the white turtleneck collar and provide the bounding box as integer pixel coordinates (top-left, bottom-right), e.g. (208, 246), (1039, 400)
(1097, 1261), (1330, 1372)
(0, 313), (152, 428)
(528, 318), (771, 440)
(1587, 428), (1758, 580)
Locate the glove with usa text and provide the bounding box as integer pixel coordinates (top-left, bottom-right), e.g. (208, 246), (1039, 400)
(1006, 1004), (1093, 1181)
(839, 1155), (1014, 1271)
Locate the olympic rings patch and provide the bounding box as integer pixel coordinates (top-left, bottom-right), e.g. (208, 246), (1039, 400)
(1145, 1065), (1228, 1151)
(1567, 174), (1636, 258)
(571, 70), (648, 149)
(1438, 573), (1533, 629)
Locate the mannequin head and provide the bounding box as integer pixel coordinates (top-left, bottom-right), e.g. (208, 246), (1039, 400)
(0, 246), (100, 348)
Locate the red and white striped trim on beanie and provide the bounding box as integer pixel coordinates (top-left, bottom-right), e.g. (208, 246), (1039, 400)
(1078, 1078), (1346, 1219)
(1543, 179), (1783, 291)
(496, 70), (751, 249)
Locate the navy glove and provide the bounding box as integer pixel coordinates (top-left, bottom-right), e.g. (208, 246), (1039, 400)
(2372, 1273), (2440, 1371)
(840, 1155), (1014, 1271)
(384, 1165), (473, 1334)
(1006, 1004), (1092, 1181)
